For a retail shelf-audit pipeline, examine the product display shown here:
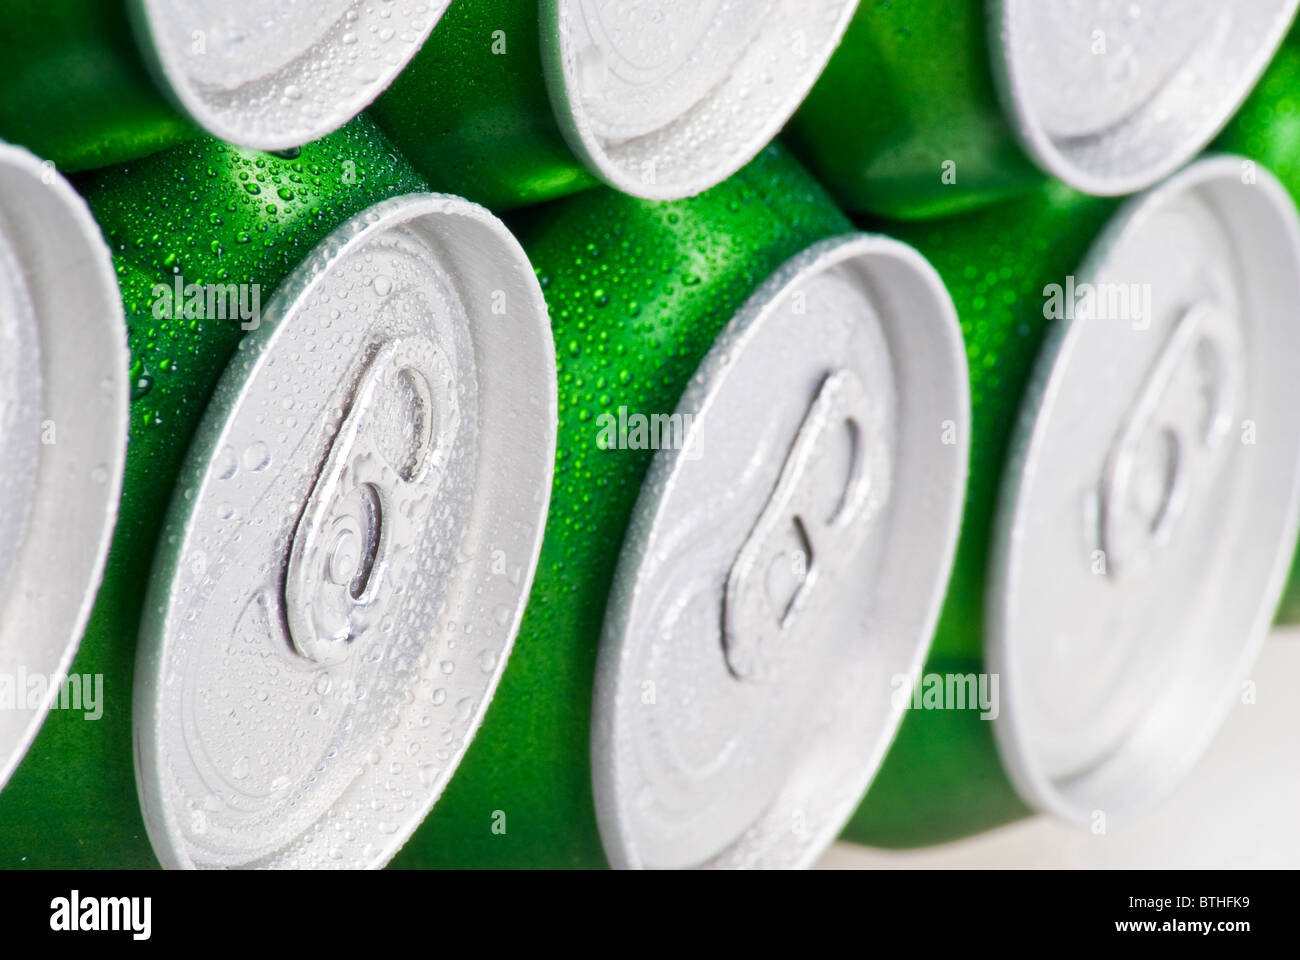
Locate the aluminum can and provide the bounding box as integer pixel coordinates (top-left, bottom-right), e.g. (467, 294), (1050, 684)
(392, 143), (970, 868)
(1213, 20), (1300, 623)
(0, 0), (450, 170)
(0, 118), (556, 869)
(372, 0), (859, 209)
(0, 142), (128, 796)
(846, 156), (1300, 845)
(785, 0), (1298, 219)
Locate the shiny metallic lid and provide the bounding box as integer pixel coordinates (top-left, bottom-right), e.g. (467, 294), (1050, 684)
(989, 156), (1300, 824)
(134, 193), (556, 868)
(593, 234), (969, 868)
(129, 0), (451, 150)
(993, 0), (1298, 195)
(543, 0), (860, 199)
(0, 143), (128, 790)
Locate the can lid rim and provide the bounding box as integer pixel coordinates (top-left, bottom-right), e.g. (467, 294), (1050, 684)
(592, 231), (970, 869)
(128, 0), (452, 150)
(542, 0), (860, 200)
(0, 142), (129, 793)
(987, 155), (1300, 823)
(992, 0), (1300, 196)
(134, 191), (556, 869)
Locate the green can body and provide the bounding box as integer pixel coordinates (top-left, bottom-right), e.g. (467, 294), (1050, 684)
(0, 117), (425, 867)
(783, 0), (1045, 221)
(390, 144), (850, 868)
(371, 0), (598, 212)
(0, 0), (195, 172)
(1213, 25), (1300, 624)
(842, 183), (1122, 847)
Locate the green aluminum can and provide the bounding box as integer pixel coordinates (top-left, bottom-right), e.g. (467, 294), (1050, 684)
(391, 142), (972, 869)
(843, 183), (1117, 845)
(0, 142), (129, 800)
(371, 0), (596, 212)
(372, 0), (859, 209)
(784, 0), (1298, 219)
(845, 157), (1300, 846)
(0, 1), (449, 171)
(1213, 22), (1300, 624)
(0, 116), (557, 869)
(0, 118), (420, 867)
(0, 1), (192, 172)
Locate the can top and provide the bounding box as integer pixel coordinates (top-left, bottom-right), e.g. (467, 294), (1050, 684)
(543, 0), (860, 200)
(129, 0), (451, 150)
(592, 233), (970, 868)
(988, 155), (1300, 823)
(0, 143), (128, 790)
(134, 193), (556, 869)
(993, 0), (1299, 195)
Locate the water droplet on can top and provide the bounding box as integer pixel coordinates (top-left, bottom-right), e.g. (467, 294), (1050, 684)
(242, 441), (271, 472)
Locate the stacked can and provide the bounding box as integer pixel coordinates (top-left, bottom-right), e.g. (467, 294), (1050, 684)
(0, 117), (556, 869)
(0, 1), (450, 170)
(1214, 20), (1300, 623)
(845, 157), (1300, 845)
(391, 143), (970, 869)
(785, 0), (1299, 219)
(0, 143), (128, 795)
(372, 0), (860, 207)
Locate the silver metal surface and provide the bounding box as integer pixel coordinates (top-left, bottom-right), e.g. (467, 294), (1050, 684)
(543, 0), (860, 199)
(0, 188), (42, 632)
(593, 233), (970, 869)
(129, 0), (451, 150)
(993, 0), (1298, 195)
(722, 369), (882, 683)
(0, 142), (128, 791)
(134, 193), (556, 869)
(284, 337), (456, 667)
(989, 155), (1300, 825)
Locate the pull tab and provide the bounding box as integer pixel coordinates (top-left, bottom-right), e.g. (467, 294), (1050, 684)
(722, 369), (886, 682)
(285, 336), (454, 665)
(1098, 301), (1242, 577)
